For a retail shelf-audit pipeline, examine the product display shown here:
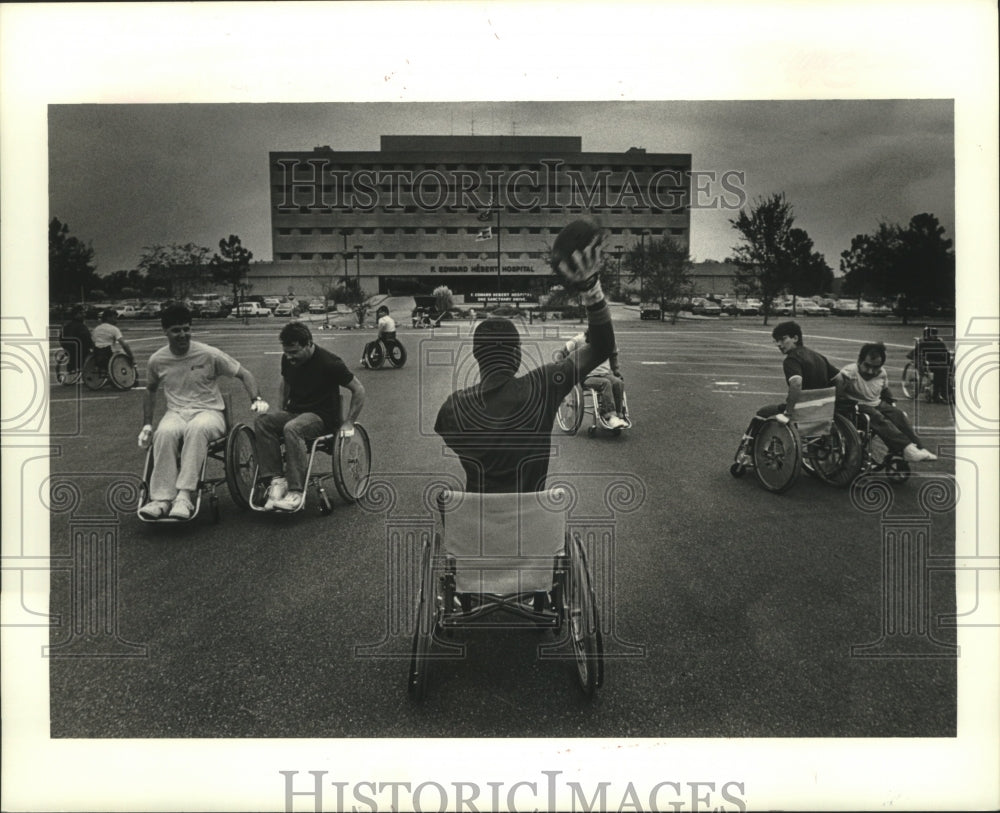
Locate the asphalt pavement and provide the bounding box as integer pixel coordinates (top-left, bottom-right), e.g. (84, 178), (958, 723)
(46, 310), (958, 738)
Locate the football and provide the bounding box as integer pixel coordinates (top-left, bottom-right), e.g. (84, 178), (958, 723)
(549, 217), (604, 272)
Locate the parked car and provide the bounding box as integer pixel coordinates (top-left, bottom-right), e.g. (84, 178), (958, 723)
(308, 299), (327, 314)
(231, 302), (273, 317)
(639, 301), (663, 320)
(274, 299), (301, 317)
(113, 304), (139, 319)
(263, 296), (281, 312)
(800, 301), (830, 316)
(190, 294), (223, 318)
(691, 297), (721, 316)
(138, 302), (163, 319)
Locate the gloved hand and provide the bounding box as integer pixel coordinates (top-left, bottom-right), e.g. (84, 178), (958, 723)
(250, 397), (269, 414)
(339, 422), (355, 438)
(555, 237), (604, 305)
(137, 424), (153, 448)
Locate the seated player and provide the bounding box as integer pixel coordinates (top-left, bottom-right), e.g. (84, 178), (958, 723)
(255, 321), (366, 512)
(907, 326), (951, 403)
(92, 308), (136, 369)
(138, 304), (267, 520)
(59, 304), (95, 375)
(361, 305), (400, 368)
(557, 330), (626, 428)
(837, 341), (937, 463)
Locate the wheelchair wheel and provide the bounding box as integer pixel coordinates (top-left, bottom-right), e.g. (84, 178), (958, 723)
(81, 354), (106, 391)
(870, 436), (910, 483)
(729, 462), (747, 478)
(568, 535), (602, 695)
(224, 424), (258, 510)
(54, 349), (80, 385)
(752, 418), (801, 493)
(556, 385), (584, 435)
(364, 341), (385, 369)
(806, 414), (863, 487)
(386, 341), (407, 368)
(108, 352), (137, 390)
(900, 362), (923, 399)
(332, 423), (372, 504)
(408, 535), (439, 700)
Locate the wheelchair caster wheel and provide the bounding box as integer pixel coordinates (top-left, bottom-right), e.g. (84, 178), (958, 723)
(730, 463), (746, 477)
(884, 456), (911, 484)
(319, 493), (333, 515)
(587, 426), (597, 438)
(210, 496), (220, 523)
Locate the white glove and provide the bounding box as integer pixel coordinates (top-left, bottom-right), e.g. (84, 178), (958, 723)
(339, 423), (355, 438)
(138, 424), (153, 448)
(250, 397), (269, 414)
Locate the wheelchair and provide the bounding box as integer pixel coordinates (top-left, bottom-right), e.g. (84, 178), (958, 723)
(849, 405), (911, 484)
(242, 423), (373, 515)
(54, 347), (136, 390)
(362, 337), (407, 369)
(408, 488), (604, 700)
(901, 352), (955, 405)
(136, 394), (257, 523)
(555, 382), (632, 437)
(730, 387), (863, 494)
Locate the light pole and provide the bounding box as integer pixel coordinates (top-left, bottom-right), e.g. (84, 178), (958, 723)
(639, 230), (651, 301)
(614, 244), (623, 300)
(341, 230), (351, 286)
(354, 245), (362, 286)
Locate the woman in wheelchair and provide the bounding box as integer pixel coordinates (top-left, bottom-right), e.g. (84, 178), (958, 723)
(361, 305), (406, 369)
(836, 342), (937, 464)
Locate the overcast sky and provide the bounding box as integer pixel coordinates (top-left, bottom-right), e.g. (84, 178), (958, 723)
(48, 99), (954, 276)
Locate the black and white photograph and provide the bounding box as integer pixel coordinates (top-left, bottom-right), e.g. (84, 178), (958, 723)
(2, 2), (998, 812)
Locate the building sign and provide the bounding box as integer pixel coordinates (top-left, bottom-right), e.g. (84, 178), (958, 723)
(468, 292), (536, 304)
(428, 264), (536, 274)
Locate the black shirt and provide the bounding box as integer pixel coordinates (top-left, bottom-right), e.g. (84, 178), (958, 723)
(782, 345), (839, 389)
(281, 345), (354, 431)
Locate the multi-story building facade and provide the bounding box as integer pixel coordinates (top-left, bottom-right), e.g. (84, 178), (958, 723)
(261, 135), (692, 300)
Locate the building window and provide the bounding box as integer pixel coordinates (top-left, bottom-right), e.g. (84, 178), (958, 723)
(321, 253), (335, 260)
(384, 252), (396, 259)
(278, 253), (292, 260)
(445, 228), (459, 235)
(362, 228), (376, 235)
(278, 228), (292, 235)
(298, 228), (313, 235)
(320, 228), (334, 235)
(404, 252), (419, 259)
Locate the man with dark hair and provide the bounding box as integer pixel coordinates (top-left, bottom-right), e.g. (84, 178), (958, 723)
(837, 341), (937, 462)
(59, 304), (95, 376)
(254, 320), (366, 511)
(908, 326), (951, 403)
(138, 304), (266, 520)
(434, 235), (615, 493)
(735, 321), (841, 463)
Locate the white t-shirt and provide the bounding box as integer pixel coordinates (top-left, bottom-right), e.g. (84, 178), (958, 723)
(92, 322), (123, 349)
(564, 331), (618, 377)
(837, 362), (887, 407)
(146, 341), (240, 413)
(377, 314), (396, 335)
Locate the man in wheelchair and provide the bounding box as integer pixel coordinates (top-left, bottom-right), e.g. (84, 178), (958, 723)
(137, 304), (266, 520)
(59, 304), (95, 377)
(907, 326), (951, 403)
(92, 308), (136, 372)
(836, 342), (937, 463)
(736, 321), (840, 464)
(557, 330), (626, 429)
(361, 304), (403, 369)
(255, 321), (366, 511)
(435, 231), (616, 493)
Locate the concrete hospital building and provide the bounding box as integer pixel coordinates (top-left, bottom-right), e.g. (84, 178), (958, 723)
(250, 135), (693, 301)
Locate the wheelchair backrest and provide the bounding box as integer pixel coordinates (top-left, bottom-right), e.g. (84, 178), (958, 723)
(788, 386), (837, 438)
(437, 488), (568, 594)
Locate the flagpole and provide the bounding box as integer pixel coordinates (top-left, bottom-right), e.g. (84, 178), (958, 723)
(495, 203), (502, 293)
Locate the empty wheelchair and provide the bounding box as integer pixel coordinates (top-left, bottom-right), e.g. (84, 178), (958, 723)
(136, 394), (257, 523)
(408, 488), (604, 700)
(362, 338), (407, 369)
(242, 424), (373, 515)
(730, 387), (863, 494)
(555, 383), (632, 437)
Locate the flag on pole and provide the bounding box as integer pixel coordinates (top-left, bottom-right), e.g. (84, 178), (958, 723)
(477, 194), (497, 221)
(474, 226), (493, 241)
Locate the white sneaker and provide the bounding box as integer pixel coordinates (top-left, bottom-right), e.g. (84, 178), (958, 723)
(138, 500), (171, 520)
(270, 491), (304, 512)
(263, 476), (288, 510)
(168, 495), (195, 520)
(902, 443), (936, 463)
(607, 415), (625, 429)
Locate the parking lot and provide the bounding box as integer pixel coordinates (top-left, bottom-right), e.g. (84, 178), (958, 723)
(44, 305), (960, 739)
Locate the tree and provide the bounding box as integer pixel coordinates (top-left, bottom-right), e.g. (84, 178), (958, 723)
(433, 285), (455, 315)
(210, 235), (254, 309)
(786, 227), (833, 313)
(137, 243), (212, 300)
(839, 214), (954, 324)
(624, 237), (693, 323)
(729, 193), (823, 324)
(49, 218), (99, 303)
